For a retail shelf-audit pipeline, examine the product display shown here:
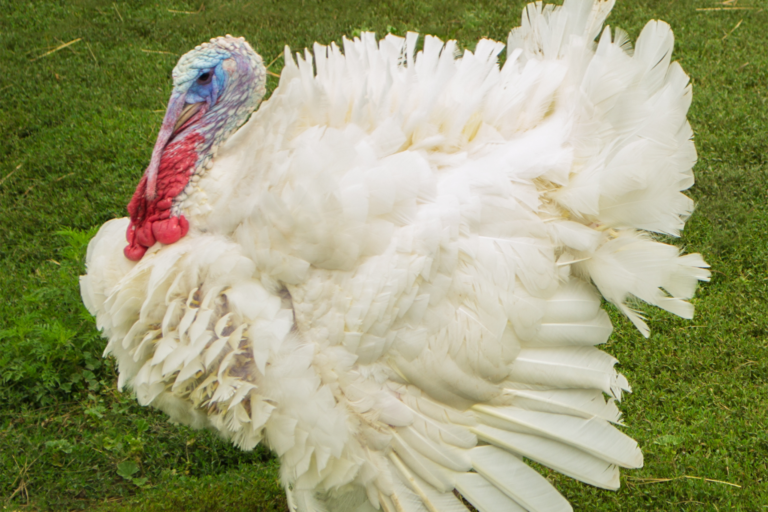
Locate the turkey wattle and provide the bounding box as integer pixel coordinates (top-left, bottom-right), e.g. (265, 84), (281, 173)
(80, 0), (710, 510)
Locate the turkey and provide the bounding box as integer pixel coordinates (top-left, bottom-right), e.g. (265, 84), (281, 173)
(80, 0), (710, 510)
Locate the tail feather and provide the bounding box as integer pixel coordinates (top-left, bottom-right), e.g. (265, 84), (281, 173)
(470, 445), (572, 512)
(473, 424), (620, 489)
(508, 0), (616, 62)
(533, 309), (613, 346)
(541, 274), (602, 322)
(398, 426), (472, 472)
(502, 388), (622, 423)
(387, 455), (435, 512)
(391, 434), (457, 493)
(473, 406), (642, 468)
(454, 473), (527, 512)
(583, 231), (710, 337)
(410, 472), (469, 512)
(507, 346), (630, 399)
(633, 20), (675, 95)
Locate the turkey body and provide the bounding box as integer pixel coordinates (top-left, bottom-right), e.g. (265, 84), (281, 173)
(80, 1), (709, 511)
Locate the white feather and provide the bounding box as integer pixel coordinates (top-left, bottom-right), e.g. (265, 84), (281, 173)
(507, 347), (629, 398)
(473, 406), (642, 468)
(584, 232), (710, 337)
(80, 1), (708, 510)
(453, 473), (526, 512)
(533, 310), (613, 346)
(541, 278), (601, 322)
(502, 388), (622, 423)
(472, 424), (620, 489)
(470, 445), (572, 512)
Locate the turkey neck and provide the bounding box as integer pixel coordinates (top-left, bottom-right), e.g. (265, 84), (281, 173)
(124, 41), (266, 262)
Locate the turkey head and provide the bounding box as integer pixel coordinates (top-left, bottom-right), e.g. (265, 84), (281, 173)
(124, 36), (266, 261)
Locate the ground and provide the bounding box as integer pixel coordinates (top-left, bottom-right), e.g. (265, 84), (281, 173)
(1, 0), (767, 510)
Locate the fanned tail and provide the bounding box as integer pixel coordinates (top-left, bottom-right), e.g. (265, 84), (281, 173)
(584, 232), (710, 337)
(508, 0), (616, 62)
(523, 5), (710, 335)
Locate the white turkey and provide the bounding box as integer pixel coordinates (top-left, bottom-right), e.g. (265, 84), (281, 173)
(80, 0), (710, 510)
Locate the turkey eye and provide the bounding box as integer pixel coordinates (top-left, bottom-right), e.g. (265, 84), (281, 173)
(197, 71), (212, 85)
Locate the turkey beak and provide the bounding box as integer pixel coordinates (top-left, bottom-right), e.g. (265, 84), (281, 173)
(144, 90), (189, 201)
(174, 102), (204, 134)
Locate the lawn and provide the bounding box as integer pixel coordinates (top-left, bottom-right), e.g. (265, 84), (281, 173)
(1, 0), (767, 510)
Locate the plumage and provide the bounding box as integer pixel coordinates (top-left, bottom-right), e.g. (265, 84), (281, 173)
(80, 1), (709, 510)
(471, 424), (621, 490)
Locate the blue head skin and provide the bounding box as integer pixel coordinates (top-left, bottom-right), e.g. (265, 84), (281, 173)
(143, 36), (266, 200)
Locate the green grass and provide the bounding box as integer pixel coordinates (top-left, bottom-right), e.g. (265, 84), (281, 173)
(1, 0), (767, 510)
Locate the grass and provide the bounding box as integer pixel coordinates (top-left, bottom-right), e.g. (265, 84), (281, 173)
(1, 0), (767, 510)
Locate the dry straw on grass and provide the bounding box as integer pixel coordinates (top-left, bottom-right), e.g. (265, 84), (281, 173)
(31, 38), (82, 61)
(628, 475), (742, 488)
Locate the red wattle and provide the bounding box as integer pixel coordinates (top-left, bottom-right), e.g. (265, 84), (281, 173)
(136, 222), (156, 248)
(153, 215), (190, 245)
(124, 242), (148, 261)
(124, 130), (204, 260)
